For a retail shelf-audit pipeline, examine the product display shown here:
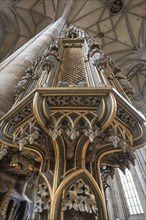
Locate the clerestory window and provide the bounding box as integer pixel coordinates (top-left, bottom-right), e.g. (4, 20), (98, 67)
(119, 169), (144, 215)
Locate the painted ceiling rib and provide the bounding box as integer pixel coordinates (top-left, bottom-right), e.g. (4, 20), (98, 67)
(109, 14), (118, 41)
(102, 29), (134, 48)
(138, 19), (145, 49)
(12, 10), (20, 33)
(103, 40), (117, 47)
(69, 0), (88, 24)
(140, 70), (146, 77)
(115, 52), (135, 63)
(42, 0), (47, 17)
(30, 11), (37, 35)
(99, 15), (112, 23)
(138, 64), (145, 73)
(124, 0), (133, 9)
(30, 0), (40, 11)
(120, 58), (146, 70)
(35, 17), (46, 32)
(106, 48), (135, 57)
(104, 35), (115, 41)
(53, 0), (59, 21)
(142, 80), (146, 97)
(110, 13), (124, 31)
(30, 9), (49, 20)
(87, 29), (97, 34)
(128, 11), (144, 19)
(130, 1), (145, 10)
(124, 11), (139, 51)
(73, 5), (104, 23)
(136, 70), (141, 94)
(96, 5), (107, 23)
(86, 20), (101, 30)
(15, 6), (36, 13)
(16, 13), (33, 36)
(52, 0), (56, 13)
(96, 22), (104, 45)
(3, 33), (19, 61)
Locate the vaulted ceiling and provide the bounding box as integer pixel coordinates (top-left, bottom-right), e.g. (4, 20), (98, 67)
(0, 0), (146, 113)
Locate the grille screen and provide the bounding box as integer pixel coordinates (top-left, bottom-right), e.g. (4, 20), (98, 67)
(58, 47), (87, 86)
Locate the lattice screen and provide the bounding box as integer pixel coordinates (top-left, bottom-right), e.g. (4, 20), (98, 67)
(58, 47), (87, 86)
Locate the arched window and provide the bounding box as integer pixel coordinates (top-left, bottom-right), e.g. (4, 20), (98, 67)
(119, 169), (144, 215)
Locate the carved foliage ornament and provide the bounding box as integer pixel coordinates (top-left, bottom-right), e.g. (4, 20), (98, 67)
(84, 128), (100, 143)
(103, 152), (135, 174)
(9, 103), (33, 126)
(62, 180), (98, 215)
(66, 128), (80, 141)
(47, 96), (101, 107)
(58, 81), (87, 87)
(13, 121), (40, 150)
(13, 58), (41, 98)
(0, 145), (9, 160)
(109, 0), (124, 15)
(107, 128), (134, 156)
(48, 127), (62, 141)
(48, 126), (80, 141)
(61, 25), (87, 39)
(116, 105), (137, 128)
(63, 43), (83, 48)
(33, 183), (50, 213)
(101, 165), (115, 191)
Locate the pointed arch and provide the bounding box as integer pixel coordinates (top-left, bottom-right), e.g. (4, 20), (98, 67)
(50, 169), (108, 220)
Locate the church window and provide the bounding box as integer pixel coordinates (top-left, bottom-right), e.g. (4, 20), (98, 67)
(119, 169), (144, 215)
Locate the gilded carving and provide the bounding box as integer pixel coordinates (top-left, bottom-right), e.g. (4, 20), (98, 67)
(13, 121), (40, 150)
(62, 180), (98, 215)
(9, 103), (33, 126)
(48, 127), (62, 141)
(58, 47), (87, 86)
(87, 37), (105, 66)
(84, 128), (100, 142)
(101, 165), (115, 191)
(61, 25), (87, 39)
(47, 96), (101, 107)
(13, 58), (41, 98)
(0, 145), (9, 160)
(116, 104), (137, 128)
(66, 128), (80, 141)
(33, 183), (50, 213)
(103, 152), (136, 174)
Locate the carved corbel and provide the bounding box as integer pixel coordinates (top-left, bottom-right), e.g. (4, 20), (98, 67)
(0, 145), (9, 160)
(84, 128), (100, 142)
(48, 127), (62, 141)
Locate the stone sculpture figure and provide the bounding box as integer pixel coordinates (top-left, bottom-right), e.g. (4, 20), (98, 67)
(66, 25), (79, 38)
(0, 145), (8, 160)
(61, 25), (87, 39)
(87, 37), (104, 65)
(113, 67), (134, 98)
(13, 58), (41, 98)
(43, 40), (61, 64)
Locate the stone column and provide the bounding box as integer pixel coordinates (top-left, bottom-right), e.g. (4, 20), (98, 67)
(0, 0), (74, 118)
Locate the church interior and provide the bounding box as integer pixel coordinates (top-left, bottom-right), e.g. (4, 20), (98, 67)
(0, 0), (146, 219)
